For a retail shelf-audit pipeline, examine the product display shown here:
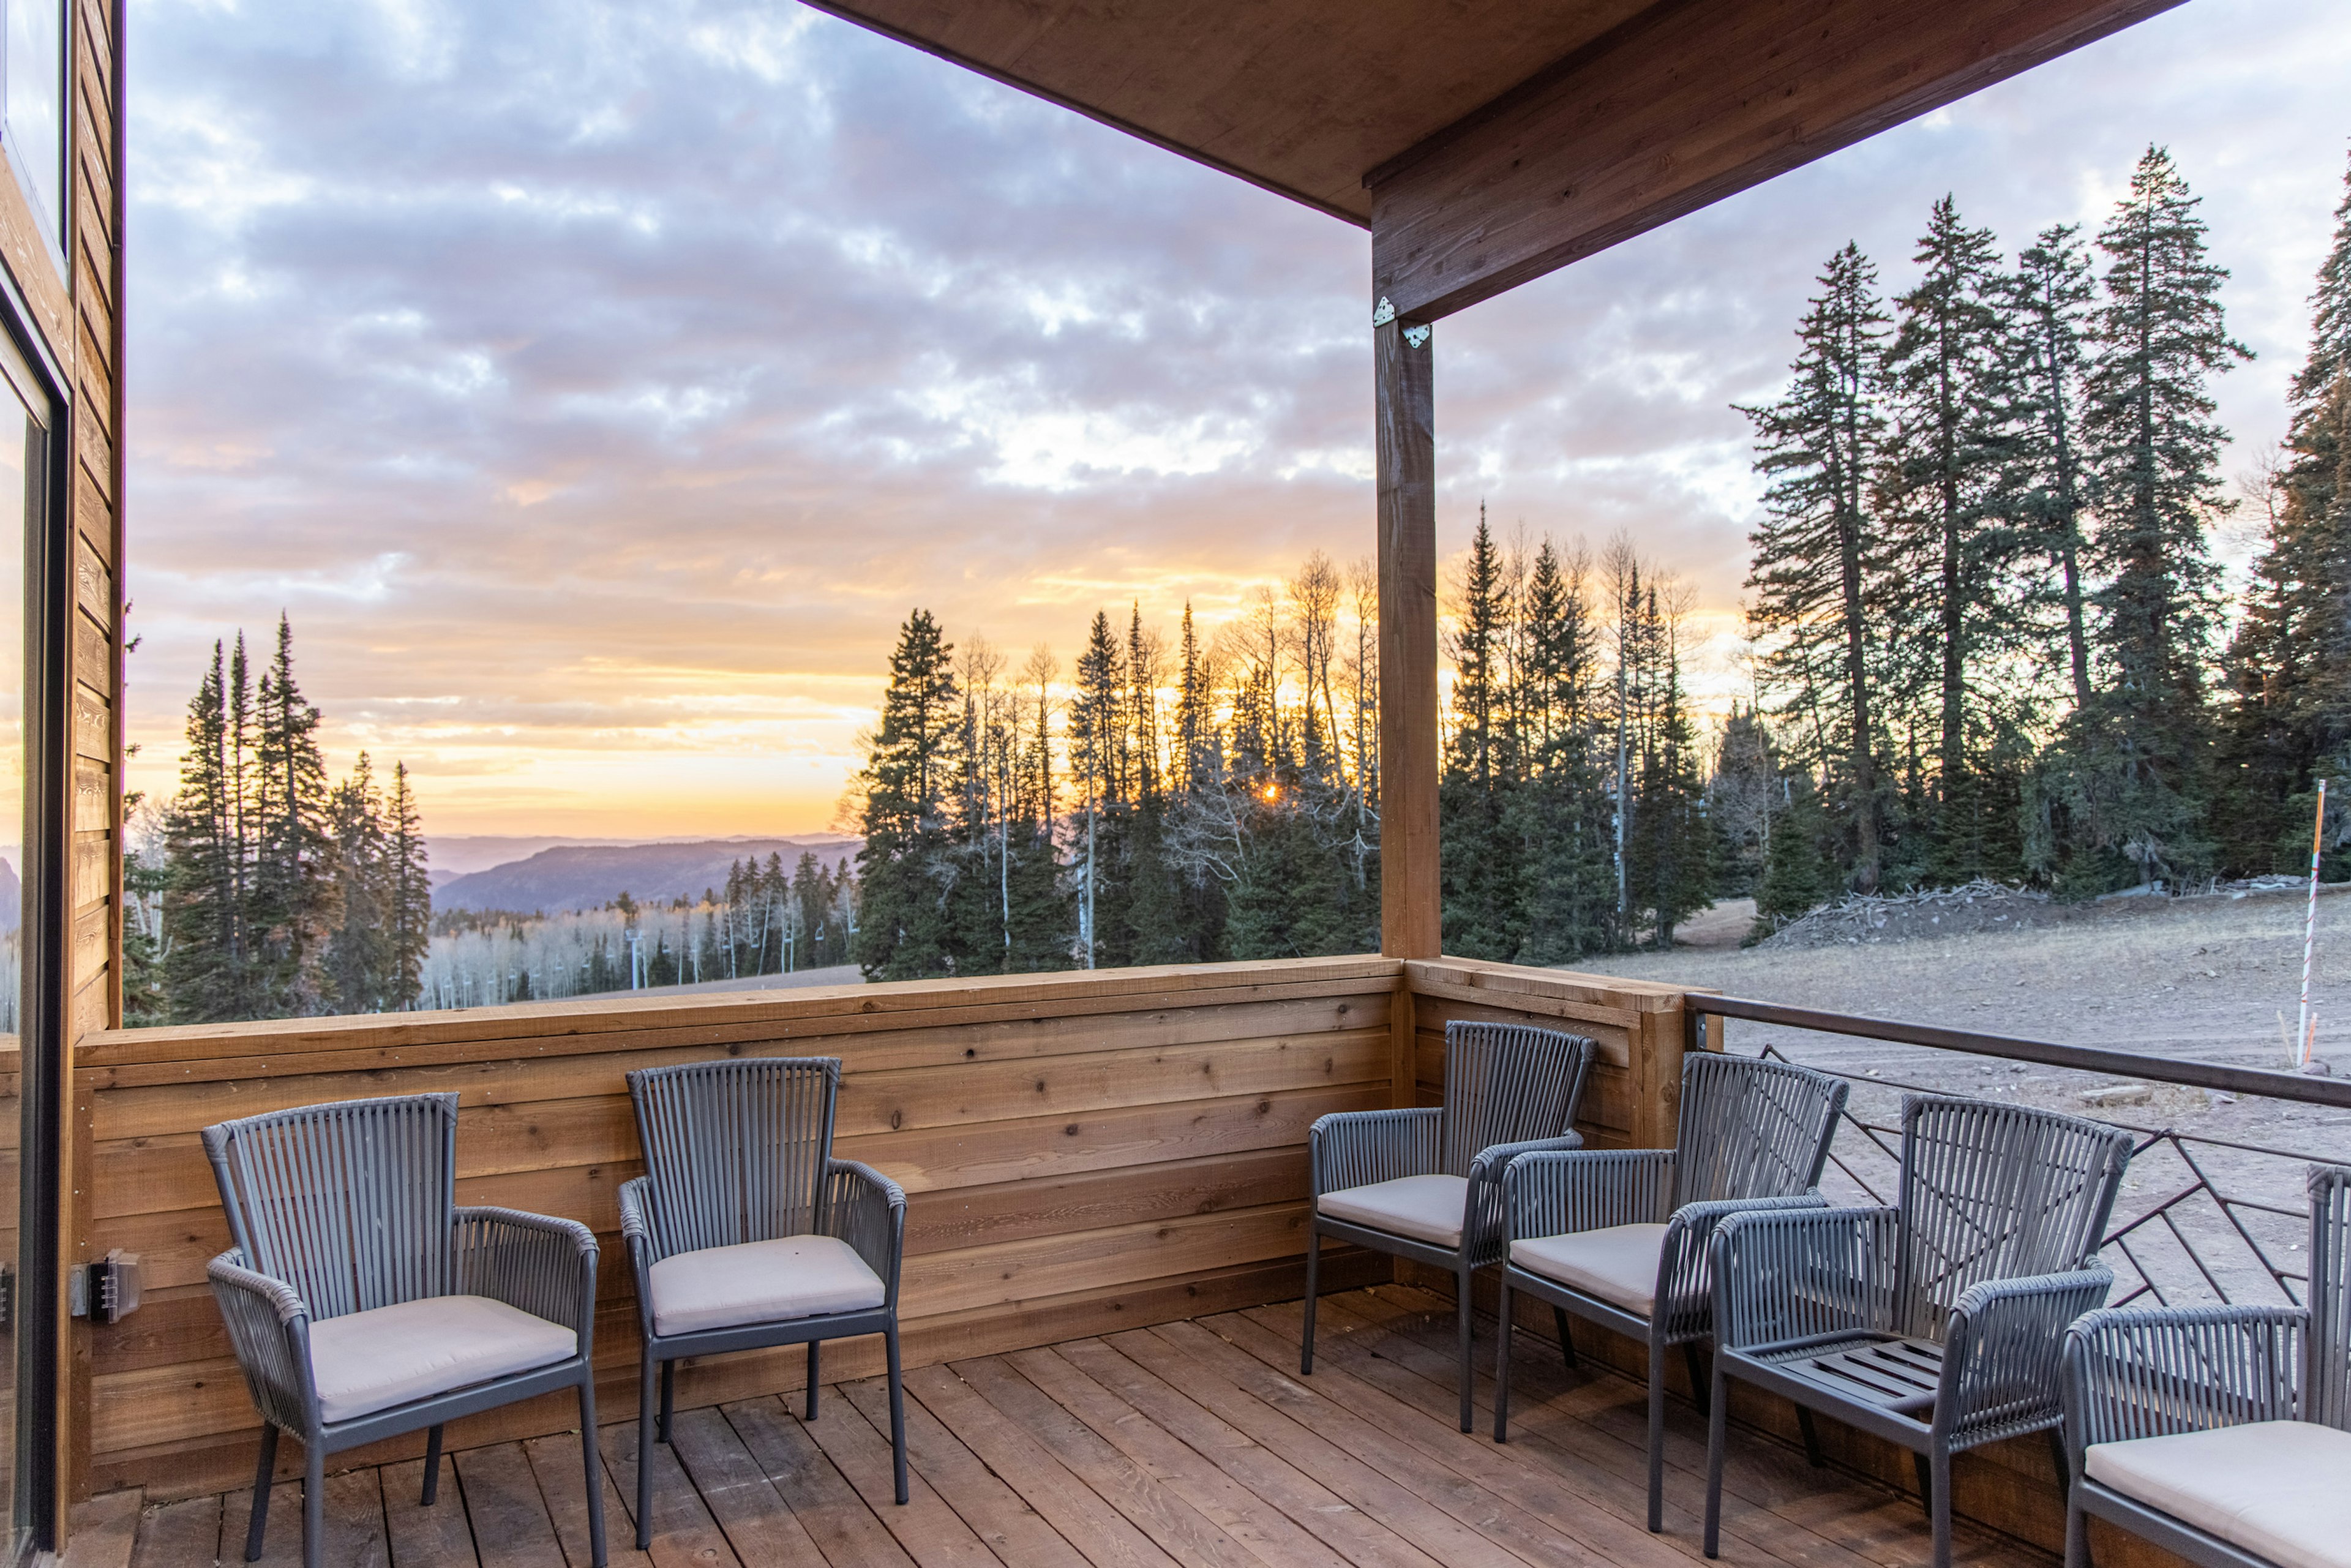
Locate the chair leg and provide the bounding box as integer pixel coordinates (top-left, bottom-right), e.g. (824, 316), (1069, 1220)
(1647, 1335), (1668, 1534)
(1928, 1448), (1953, 1568)
(2047, 1427), (2072, 1501)
(1684, 1342), (1711, 1419)
(807, 1341), (821, 1421)
(1300, 1226), (1321, 1375)
(580, 1375), (609, 1568)
(1493, 1277), (1515, 1443)
(1553, 1305), (1577, 1370)
(1914, 1451), (1933, 1514)
(244, 1425), (279, 1562)
(658, 1359), (675, 1444)
(886, 1324), (909, 1506)
(422, 1424), (444, 1506)
(1796, 1405), (1826, 1468)
(637, 1354), (658, 1551)
(303, 1449), (324, 1568)
(2064, 1494), (2091, 1568)
(1454, 1260), (1475, 1435)
(1703, 1360), (1729, 1558)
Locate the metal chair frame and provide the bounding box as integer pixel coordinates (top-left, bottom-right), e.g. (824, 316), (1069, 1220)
(1494, 1052), (1850, 1531)
(1703, 1094), (2133, 1568)
(203, 1092), (605, 1568)
(620, 1056), (908, 1551)
(2060, 1164), (2351, 1568)
(1302, 1019), (1596, 1431)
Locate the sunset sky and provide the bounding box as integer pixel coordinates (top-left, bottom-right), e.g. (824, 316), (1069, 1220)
(125, 0), (2351, 841)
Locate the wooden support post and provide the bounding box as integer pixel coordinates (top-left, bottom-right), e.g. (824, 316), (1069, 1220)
(1377, 314), (1438, 961)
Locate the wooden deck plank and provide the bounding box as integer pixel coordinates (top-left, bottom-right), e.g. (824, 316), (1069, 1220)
(1001, 1345), (1352, 1568)
(1125, 1318), (1608, 1568)
(523, 1431), (654, 1568)
(451, 1443), (566, 1568)
(598, 1421), (746, 1568)
(719, 1395), (917, 1568)
(64, 1490), (142, 1568)
(904, 1362), (1181, 1568)
(383, 1457), (479, 1568)
(841, 1370), (1087, 1568)
(131, 1292), (2058, 1568)
(956, 1352), (1281, 1568)
(130, 1493), (219, 1568)
(806, 1376), (1008, 1568)
(1292, 1288), (1966, 1568)
(665, 1404), (834, 1566)
(1053, 1335), (1482, 1568)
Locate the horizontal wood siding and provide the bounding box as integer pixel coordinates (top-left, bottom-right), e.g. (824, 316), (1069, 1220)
(79, 958), (1401, 1499)
(1403, 956), (1697, 1150)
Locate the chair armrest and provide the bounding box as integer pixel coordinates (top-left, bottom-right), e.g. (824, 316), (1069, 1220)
(1461, 1134), (1588, 1263)
(1712, 1204), (1899, 1353)
(823, 1158), (906, 1306)
(1504, 1149), (1676, 1242)
(2061, 1302), (2306, 1470)
(1940, 1267), (2113, 1448)
(1655, 1191), (1828, 1342)
(207, 1250), (314, 1433)
(454, 1207), (599, 1342)
(1310, 1107), (1440, 1198)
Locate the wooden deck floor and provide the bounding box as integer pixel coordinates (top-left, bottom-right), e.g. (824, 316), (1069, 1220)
(69, 1286), (2050, 1568)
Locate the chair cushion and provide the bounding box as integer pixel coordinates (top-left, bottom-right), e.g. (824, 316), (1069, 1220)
(1317, 1174), (1469, 1249)
(2085, 1419), (2351, 1568)
(648, 1234), (887, 1337)
(309, 1294), (577, 1425)
(1510, 1223), (1669, 1318)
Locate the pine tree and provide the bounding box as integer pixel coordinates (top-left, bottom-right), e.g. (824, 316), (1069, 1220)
(325, 752), (391, 1013)
(855, 610), (962, 980)
(249, 615), (339, 1014)
(2041, 148), (2249, 891)
(2009, 225), (2099, 714)
(386, 760), (431, 1006)
(1753, 770), (1833, 937)
(160, 640), (258, 1022)
(1742, 244), (1895, 891)
(1440, 508), (1520, 957)
(1883, 198), (2020, 881)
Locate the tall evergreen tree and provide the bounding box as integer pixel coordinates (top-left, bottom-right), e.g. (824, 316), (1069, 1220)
(855, 610), (962, 980)
(1742, 244), (1895, 890)
(2038, 147), (2249, 891)
(250, 615), (339, 1013)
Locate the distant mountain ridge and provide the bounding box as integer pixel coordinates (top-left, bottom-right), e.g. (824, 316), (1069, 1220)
(433, 836), (861, 914)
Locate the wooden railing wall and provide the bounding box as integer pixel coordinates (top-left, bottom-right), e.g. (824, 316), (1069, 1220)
(77, 958), (1411, 1497)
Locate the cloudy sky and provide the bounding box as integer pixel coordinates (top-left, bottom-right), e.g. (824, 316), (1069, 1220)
(125, 0), (2351, 839)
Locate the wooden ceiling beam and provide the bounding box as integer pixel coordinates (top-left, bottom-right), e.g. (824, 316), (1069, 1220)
(1368, 0), (2182, 323)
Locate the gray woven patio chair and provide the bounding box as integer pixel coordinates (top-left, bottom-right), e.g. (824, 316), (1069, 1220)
(1495, 1051), (1849, 1530)
(203, 1093), (604, 1568)
(1703, 1094), (2132, 1568)
(2060, 1164), (2351, 1568)
(621, 1056), (907, 1550)
(1303, 1019), (1595, 1431)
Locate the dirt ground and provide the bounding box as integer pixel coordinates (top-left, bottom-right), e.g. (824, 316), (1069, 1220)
(1582, 886), (2351, 1305)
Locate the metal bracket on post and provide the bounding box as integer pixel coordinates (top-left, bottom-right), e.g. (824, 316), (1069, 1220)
(1371, 296), (1397, 327)
(1403, 324), (1431, 349)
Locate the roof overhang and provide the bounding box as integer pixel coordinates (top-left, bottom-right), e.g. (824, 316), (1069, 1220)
(804, 0), (2183, 318)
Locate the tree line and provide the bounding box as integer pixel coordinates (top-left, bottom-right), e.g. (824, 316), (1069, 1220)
(125, 617), (432, 1024)
(419, 851), (857, 1008)
(1734, 145), (2351, 919)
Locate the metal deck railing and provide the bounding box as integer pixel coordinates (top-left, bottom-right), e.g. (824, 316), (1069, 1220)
(1687, 996), (2350, 1308)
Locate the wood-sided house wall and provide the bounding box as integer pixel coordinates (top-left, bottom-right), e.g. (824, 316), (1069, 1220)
(0, 0), (127, 1532)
